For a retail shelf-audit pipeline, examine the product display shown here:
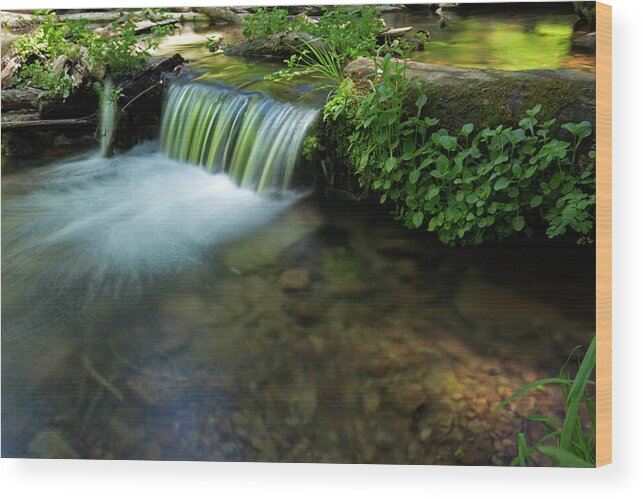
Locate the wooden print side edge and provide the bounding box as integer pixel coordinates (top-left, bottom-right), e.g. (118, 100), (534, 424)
(596, 1), (612, 468)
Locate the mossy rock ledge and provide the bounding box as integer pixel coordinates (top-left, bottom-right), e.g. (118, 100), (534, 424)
(343, 57), (596, 134)
(224, 31), (328, 59)
(322, 58), (595, 196)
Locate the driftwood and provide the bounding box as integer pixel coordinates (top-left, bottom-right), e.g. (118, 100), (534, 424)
(193, 7), (244, 24)
(376, 26), (413, 43)
(1, 55), (21, 87)
(133, 18), (179, 35)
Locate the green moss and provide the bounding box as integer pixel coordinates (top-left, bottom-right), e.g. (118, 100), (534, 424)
(419, 75), (592, 134)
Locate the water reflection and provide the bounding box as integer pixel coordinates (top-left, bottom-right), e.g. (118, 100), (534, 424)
(383, 9), (593, 73)
(153, 6), (594, 88)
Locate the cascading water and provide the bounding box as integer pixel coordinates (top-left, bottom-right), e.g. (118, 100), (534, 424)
(160, 83), (319, 192)
(2, 81), (322, 299)
(99, 77), (118, 157)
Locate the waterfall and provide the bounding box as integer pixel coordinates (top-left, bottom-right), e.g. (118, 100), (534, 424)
(160, 83), (318, 192)
(99, 77), (119, 157)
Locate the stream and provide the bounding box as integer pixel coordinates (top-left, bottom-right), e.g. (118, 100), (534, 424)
(1, 6), (595, 465)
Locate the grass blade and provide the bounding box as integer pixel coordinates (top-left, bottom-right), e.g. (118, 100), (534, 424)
(560, 336), (596, 451)
(516, 433), (529, 467)
(537, 445), (594, 468)
(493, 378), (575, 413)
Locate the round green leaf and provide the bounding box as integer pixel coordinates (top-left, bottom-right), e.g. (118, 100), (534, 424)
(412, 211), (424, 228)
(530, 195), (543, 208)
(415, 94), (427, 110)
(426, 185), (440, 200)
(494, 177), (511, 191)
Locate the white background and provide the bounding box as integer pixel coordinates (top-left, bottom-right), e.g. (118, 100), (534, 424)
(1, 0), (641, 497)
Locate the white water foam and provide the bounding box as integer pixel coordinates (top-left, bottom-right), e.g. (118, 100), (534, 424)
(2, 143), (301, 299)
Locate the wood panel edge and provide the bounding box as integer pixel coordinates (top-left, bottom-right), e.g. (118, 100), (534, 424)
(595, 1), (612, 468)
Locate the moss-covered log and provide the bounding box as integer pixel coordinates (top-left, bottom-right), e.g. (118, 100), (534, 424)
(344, 58), (595, 133)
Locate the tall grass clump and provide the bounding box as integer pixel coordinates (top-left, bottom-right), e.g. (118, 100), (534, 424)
(495, 335), (596, 467)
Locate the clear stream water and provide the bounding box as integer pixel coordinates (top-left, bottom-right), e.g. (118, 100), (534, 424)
(1, 6), (595, 464)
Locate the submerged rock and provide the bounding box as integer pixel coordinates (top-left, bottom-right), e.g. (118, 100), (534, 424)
(278, 268), (311, 291)
(325, 280), (370, 296)
(108, 416), (146, 453)
(28, 429), (79, 459)
(573, 32), (596, 49)
(222, 205), (323, 272)
(392, 383), (427, 415)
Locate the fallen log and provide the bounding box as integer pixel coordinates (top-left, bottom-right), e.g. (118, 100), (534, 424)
(193, 7), (244, 24)
(1, 54), (184, 157)
(2, 117), (97, 130)
(59, 11), (124, 23)
(344, 57), (595, 132)
(117, 53), (184, 102)
(1, 11), (38, 31)
(133, 18), (179, 35)
(165, 11), (211, 22)
(1, 87), (43, 111)
(1, 54), (183, 117)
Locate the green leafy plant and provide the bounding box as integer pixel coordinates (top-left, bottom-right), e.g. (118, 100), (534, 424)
(12, 59), (74, 99)
(205, 35), (222, 52)
(495, 336), (596, 467)
(304, 6), (383, 62)
(324, 51), (596, 245)
(91, 81), (124, 103)
(242, 7), (291, 40)
(243, 6), (383, 62)
(266, 40), (345, 93)
(302, 135), (323, 161)
(10, 15), (171, 98)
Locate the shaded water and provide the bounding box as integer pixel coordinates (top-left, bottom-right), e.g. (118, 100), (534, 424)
(2, 144), (594, 464)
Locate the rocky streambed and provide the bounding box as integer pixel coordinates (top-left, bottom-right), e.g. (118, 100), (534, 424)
(3, 192), (595, 464)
